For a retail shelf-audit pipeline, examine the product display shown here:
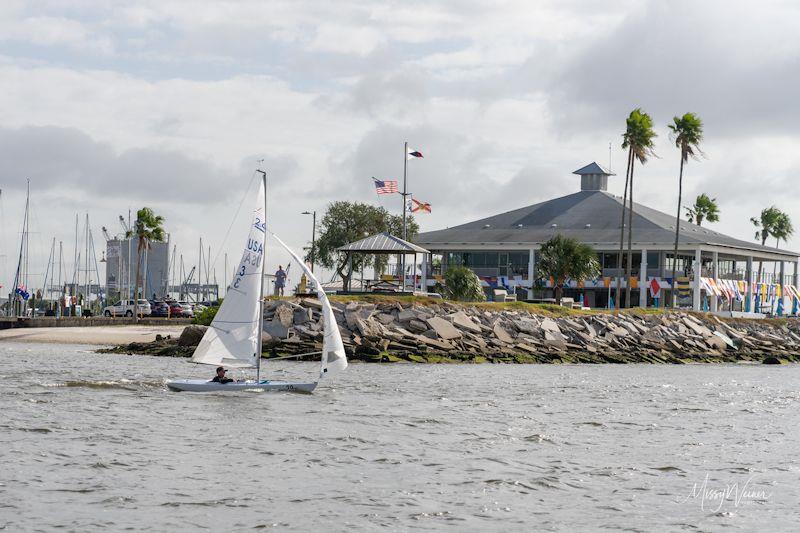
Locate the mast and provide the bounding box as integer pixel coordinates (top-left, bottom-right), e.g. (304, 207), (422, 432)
(84, 214), (90, 312)
(256, 169), (267, 382)
(401, 141), (408, 292)
(23, 182), (29, 313)
(197, 237), (202, 304)
(72, 213), (78, 309)
(126, 209), (132, 303)
(12, 180), (30, 317)
(43, 238), (55, 306)
(58, 241), (63, 317)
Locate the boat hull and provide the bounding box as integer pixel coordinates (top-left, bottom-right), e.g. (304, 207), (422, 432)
(166, 379), (317, 393)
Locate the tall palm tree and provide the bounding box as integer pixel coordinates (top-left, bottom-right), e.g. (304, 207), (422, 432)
(614, 148), (632, 309)
(126, 207), (165, 319)
(537, 234), (600, 305)
(685, 193), (719, 226)
(750, 206), (783, 283)
(769, 210), (793, 281)
(668, 112), (704, 308)
(620, 108), (657, 308)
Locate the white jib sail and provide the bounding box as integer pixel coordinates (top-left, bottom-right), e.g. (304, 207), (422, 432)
(191, 180), (265, 368)
(269, 231), (348, 380)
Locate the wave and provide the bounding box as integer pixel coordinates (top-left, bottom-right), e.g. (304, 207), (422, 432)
(43, 379), (166, 391)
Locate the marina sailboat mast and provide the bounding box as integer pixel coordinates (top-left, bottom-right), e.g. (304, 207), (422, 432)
(11, 179), (30, 317)
(255, 169), (267, 382)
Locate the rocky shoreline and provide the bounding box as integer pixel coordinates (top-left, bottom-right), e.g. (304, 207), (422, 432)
(98, 297), (800, 364)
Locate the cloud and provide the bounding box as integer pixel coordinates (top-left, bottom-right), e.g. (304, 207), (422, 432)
(0, 125), (233, 203)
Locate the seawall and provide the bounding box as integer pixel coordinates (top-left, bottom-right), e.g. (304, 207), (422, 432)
(260, 298), (800, 364)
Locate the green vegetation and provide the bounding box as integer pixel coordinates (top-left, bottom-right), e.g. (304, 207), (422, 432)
(619, 108), (657, 308)
(193, 300), (221, 326)
(306, 201), (419, 290)
(685, 193), (719, 226)
(536, 235), (601, 305)
(751, 206), (793, 281)
(125, 207), (165, 319)
(668, 112), (704, 307)
(442, 265), (486, 302)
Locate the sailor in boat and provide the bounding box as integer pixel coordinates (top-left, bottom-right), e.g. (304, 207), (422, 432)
(210, 366), (234, 384)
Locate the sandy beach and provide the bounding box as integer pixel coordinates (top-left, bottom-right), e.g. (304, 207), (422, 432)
(0, 325), (185, 345)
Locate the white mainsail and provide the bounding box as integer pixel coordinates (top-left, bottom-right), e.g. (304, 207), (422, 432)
(191, 180), (266, 368)
(269, 232), (348, 379)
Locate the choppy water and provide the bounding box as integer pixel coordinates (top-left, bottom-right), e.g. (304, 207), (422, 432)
(1, 343), (799, 532)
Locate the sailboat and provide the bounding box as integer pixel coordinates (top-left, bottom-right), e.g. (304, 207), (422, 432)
(166, 174), (347, 393)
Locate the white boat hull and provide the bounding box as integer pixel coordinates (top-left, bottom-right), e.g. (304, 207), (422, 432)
(166, 379), (317, 393)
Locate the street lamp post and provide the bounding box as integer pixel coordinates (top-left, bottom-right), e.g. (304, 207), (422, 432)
(301, 210), (316, 272)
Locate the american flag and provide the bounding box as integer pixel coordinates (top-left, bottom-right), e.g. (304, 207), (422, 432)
(373, 178), (398, 195)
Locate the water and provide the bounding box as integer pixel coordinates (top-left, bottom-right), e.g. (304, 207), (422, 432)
(1, 343), (799, 532)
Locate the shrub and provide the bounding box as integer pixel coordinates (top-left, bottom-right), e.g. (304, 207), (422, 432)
(193, 300), (221, 326)
(443, 266), (486, 302)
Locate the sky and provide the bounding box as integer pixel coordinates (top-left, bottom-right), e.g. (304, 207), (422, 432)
(2, 0), (800, 294)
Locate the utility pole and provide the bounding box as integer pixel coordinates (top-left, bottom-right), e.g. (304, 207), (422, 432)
(301, 210), (317, 272)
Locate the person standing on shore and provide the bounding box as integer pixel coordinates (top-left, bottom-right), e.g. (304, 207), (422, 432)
(274, 265), (287, 297)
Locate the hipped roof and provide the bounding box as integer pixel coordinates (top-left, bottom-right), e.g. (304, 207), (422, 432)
(415, 190), (798, 258)
(338, 232), (430, 254)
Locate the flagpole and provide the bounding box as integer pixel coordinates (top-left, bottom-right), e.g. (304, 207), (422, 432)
(401, 140), (408, 292)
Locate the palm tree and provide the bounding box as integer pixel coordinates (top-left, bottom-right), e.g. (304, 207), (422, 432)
(668, 112), (704, 308)
(126, 207), (165, 319)
(619, 108), (657, 309)
(537, 234), (601, 305)
(772, 211), (794, 281)
(750, 206), (783, 283)
(685, 193), (719, 226)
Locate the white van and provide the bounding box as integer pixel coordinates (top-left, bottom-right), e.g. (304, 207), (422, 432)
(103, 299), (152, 317)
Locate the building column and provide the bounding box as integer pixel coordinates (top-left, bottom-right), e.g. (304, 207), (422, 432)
(779, 260), (786, 314)
(527, 248), (535, 300)
(692, 248), (702, 311)
(746, 256), (754, 313)
(638, 249), (648, 308)
(421, 253), (428, 294)
(710, 251), (719, 312)
(794, 259), (799, 288)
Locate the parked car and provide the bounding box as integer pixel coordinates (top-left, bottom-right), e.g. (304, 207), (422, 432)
(103, 299), (152, 317)
(150, 301), (170, 318)
(167, 301), (185, 317)
(178, 302), (195, 318)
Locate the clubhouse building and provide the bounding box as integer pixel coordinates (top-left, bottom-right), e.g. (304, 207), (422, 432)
(414, 162), (800, 312)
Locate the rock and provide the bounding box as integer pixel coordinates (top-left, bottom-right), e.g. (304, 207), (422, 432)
(178, 325), (207, 346)
(683, 317), (713, 337)
(354, 318), (382, 339)
(263, 321), (290, 339)
(426, 316), (463, 340)
(376, 313), (396, 325)
(540, 318), (561, 334)
(544, 330), (567, 350)
(514, 317), (540, 335)
(704, 335), (729, 351)
(397, 309), (417, 322)
(762, 356), (782, 365)
(408, 319), (429, 333)
(293, 307), (312, 325)
(451, 311), (482, 334)
(274, 305), (294, 327)
(300, 298), (322, 310)
(493, 323), (514, 344)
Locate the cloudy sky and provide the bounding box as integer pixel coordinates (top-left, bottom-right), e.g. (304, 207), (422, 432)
(1, 0), (799, 293)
